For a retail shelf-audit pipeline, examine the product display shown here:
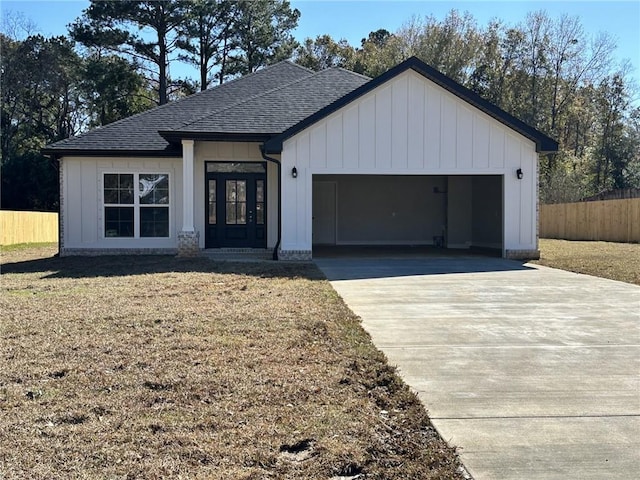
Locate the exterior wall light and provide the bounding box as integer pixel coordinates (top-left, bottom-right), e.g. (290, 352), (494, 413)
(516, 168), (523, 180)
(291, 167), (298, 178)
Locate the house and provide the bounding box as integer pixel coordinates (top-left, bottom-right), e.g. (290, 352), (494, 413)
(43, 57), (558, 260)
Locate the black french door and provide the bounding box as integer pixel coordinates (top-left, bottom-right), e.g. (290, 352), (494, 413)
(205, 163), (266, 248)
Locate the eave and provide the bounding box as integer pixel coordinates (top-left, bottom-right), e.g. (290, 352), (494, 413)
(158, 131), (274, 144)
(41, 147), (182, 158)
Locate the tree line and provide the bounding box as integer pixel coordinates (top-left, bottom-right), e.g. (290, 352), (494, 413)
(294, 11), (640, 204)
(1, 2), (638, 211)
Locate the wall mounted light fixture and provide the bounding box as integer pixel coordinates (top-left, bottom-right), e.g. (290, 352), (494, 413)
(516, 168), (523, 180)
(291, 167), (298, 178)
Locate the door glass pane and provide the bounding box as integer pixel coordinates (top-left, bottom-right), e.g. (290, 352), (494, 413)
(226, 180), (236, 201)
(237, 202), (246, 224)
(256, 203), (264, 225)
(256, 180), (265, 225)
(208, 180), (216, 224)
(225, 180), (247, 225)
(226, 180), (236, 224)
(207, 162), (266, 173)
(237, 180), (246, 202)
(226, 202), (236, 224)
(256, 180), (264, 202)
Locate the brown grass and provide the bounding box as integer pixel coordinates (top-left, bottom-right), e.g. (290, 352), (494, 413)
(0, 244), (465, 479)
(534, 239), (640, 285)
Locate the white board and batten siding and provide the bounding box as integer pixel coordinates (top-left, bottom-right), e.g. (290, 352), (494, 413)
(61, 142), (279, 253)
(280, 69), (539, 255)
(61, 156), (183, 252)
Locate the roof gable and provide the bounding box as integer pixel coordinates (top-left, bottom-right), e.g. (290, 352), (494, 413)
(265, 57), (558, 154)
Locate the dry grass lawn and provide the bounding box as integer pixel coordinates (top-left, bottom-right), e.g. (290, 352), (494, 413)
(0, 244), (465, 480)
(534, 239), (640, 285)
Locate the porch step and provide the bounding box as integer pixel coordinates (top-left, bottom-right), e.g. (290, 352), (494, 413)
(203, 248), (274, 262)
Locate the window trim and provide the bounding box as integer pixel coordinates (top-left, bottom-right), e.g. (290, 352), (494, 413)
(102, 172), (171, 240)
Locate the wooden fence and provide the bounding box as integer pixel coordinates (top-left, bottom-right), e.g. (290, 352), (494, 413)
(0, 211), (59, 245)
(540, 198), (640, 243)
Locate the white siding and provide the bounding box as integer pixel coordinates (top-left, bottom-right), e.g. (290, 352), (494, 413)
(407, 76), (425, 170)
(65, 158), (83, 244)
(391, 76), (408, 170)
(375, 85), (392, 170)
(284, 70), (537, 175)
(281, 69), (540, 255)
(62, 156), (182, 250)
(473, 113), (491, 169)
(359, 95), (376, 167)
(281, 163), (311, 251)
(62, 141), (280, 252)
(327, 115), (343, 168)
(425, 83), (442, 168)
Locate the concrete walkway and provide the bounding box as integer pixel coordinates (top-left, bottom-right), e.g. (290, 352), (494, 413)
(315, 256), (640, 480)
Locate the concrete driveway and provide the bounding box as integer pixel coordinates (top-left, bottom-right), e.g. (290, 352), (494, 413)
(315, 255), (640, 480)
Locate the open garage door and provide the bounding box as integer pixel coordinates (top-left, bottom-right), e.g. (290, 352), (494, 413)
(312, 174), (503, 254)
(447, 175), (503, 253)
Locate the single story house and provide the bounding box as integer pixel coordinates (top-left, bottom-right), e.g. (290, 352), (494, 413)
(43, 56), (558, 260)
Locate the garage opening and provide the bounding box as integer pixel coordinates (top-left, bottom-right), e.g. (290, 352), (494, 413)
(312, 174), (503, 255)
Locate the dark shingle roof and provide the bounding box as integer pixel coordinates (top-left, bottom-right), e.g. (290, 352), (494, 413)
(44, 57), (557, 157)
(160, 68), (369, 140)
(42, 61), (318, 156)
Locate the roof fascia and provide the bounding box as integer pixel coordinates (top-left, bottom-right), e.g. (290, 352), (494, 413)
(159, 131), (273, 143)
(41, 148), (182, 158)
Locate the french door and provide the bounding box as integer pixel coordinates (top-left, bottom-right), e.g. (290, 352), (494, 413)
(205, 163), (266, 248)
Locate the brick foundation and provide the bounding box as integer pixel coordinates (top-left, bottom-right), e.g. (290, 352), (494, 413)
(505, 249), (540, 260)
(177, 231), (200, 257)
(278, 249), (312, 261)
(60, 248), (177, 256)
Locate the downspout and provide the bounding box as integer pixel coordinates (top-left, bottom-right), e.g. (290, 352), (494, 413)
(260, 144), (281, 260)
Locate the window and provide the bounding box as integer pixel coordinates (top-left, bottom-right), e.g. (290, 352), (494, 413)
(104, 173), (169, 238)
(139, 174), (169, 237)
(104, 174), (134, 237)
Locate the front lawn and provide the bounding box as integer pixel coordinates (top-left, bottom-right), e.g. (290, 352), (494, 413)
(0, 245), (465, 479)
(534, 239), (640, 285)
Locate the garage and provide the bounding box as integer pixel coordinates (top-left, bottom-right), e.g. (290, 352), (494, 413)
(266, 57), (557, 261)
(312, 174), (502, 253)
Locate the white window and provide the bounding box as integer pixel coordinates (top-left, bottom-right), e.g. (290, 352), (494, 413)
(104, 173), (169, 238)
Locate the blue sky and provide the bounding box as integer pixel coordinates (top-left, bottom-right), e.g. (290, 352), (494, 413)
(3, 0), (639, 90)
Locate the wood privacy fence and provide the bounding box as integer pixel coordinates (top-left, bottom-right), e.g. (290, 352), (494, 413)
(0, 211), (59, 245)
(540, 198), (640, 243)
